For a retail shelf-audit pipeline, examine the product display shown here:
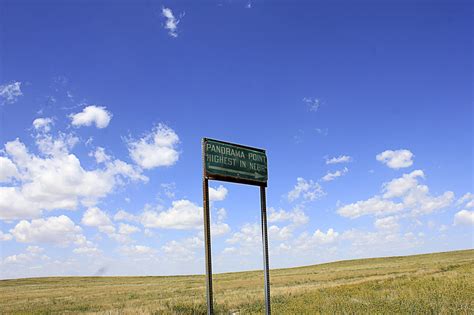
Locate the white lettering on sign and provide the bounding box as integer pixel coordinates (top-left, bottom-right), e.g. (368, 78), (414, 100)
(206, 143), (246, 158)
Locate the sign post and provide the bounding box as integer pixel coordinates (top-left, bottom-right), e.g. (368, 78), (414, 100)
(202, 138), (271, 315)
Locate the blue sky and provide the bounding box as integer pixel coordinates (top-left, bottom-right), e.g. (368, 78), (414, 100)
(0, 0), (472, 279)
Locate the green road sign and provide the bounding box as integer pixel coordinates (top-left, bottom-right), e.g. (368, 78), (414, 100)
(203, 138), (268, 185)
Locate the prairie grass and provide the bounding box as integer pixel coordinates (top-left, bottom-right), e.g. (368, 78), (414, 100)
(0, 249), (472, 314)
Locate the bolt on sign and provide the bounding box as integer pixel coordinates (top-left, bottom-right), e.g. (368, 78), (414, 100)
(204, 138), (268, 185)
(202, 138), (271, 315)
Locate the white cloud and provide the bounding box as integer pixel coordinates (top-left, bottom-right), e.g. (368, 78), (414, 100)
(211, 222), (230, 236)
(140, 200), (201, 230)
(337, 197), (405, 219)
(72, 246), (101, 256)
(0, 81), (22, 104)
(120, 245), (155, 256)
(382, 170), (424, 199)
(326, 155), (352, 164)
(10, 215), (82, 246)
(226, 223), (260, 246)
(33, 118), (54, 133)
(72, 235), (101, 256)
(127, 124), (180, 169)
(303, 97), (321, 112)
(82, 207), (113, 227)
(2, 246), (49, 265)
(288, 177), (325, 202)
(340, 229), (424, 256)
(405, 187), (454, 216)
(162, 7), (180, 38)
(337, 170), (454, 219)
(209, 185), (228, 202)
(89, 147), (110, 163)
(118, 223), (140, 235)
(268, 207), (308, 226)
(457, 193), (474, 207)
(81, 207), (139, 243)
(376, 149), (414, 169)
(294, 228), (339, 250)
(162, 236), (202, 260)
(0, 230), (12, 241)
(222, 247), (236, 254)
(374, 216), (399, 231)
(160, 182), (176, 199)
(217, 208), (227, 221)
(114, 210), (139, 222)
(454, 210), (474, 226)
(0, 156), (19, 182)
(312, 228), (339, 244)
(269, 225), (293, 241)
(144, 229), (154, 237)
(70, 105), (112, 128)
(0, 135), (146, 220)
(322, 167), (348, 182)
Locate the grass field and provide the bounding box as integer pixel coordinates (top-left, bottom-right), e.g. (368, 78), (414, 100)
(1, 249), (473, 314)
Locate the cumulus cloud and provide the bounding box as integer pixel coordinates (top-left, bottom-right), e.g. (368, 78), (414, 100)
(269, 225), (293, 241)
(226, 223), (260, 246)
(72, 246), (101, 256)
(338, 197), (405, 219)
(0, 156), (19, 182)
(10, 215), (82, 246)
(162, 7), (181, 38)
(82, 207), (113, 228)
(303, 97), (321, 112)
(140, 200), (201, 230)
(454, 210), (474, 226)
(337, 169), (454, 219)
(312, 228), (339, 244)
(160, 182), (176, 199)
(340, 229), (424, 256)
(2, 246), (49, 265)
(114, 210), (139, 222)
(0, 230), (12, 241)
(457, 193), (474, 208)
(382, 170), (424, 199)
(118, 223), (140, 235)
(73, 235), (101, 256)
(82, 207), (139, 243)
(89, 147), (111, 163)
(288, 177), (325, 202)
(0, 81), (22, 104)
(33, 118), (54, 133)
(120, 245), (155, 256)
(326, 155), (352, 164)
(374, 216), (399, 231)
(0, 134), (147, 220)
(162, 236), (202, 260)
(294, 228), (339, 250)
(268, 207), (309, 226)
(127, 124), (180, 169)
(209, 185), (228, 202)
(70, 105), (112, 128)
(376, 149), (414, 169)
(322, 167), (348, 182)
(211, 222), (230, 236)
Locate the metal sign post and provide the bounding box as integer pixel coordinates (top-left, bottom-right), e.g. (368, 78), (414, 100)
(202, 138), (271, 315)
(202, 177), (213, 315)
(260, 185), (271, 314)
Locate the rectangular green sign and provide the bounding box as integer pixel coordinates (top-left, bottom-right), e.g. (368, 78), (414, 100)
(203, 138), (268, 185)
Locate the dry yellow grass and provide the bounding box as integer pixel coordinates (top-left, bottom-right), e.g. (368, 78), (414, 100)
(1, 249), (473, 314)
